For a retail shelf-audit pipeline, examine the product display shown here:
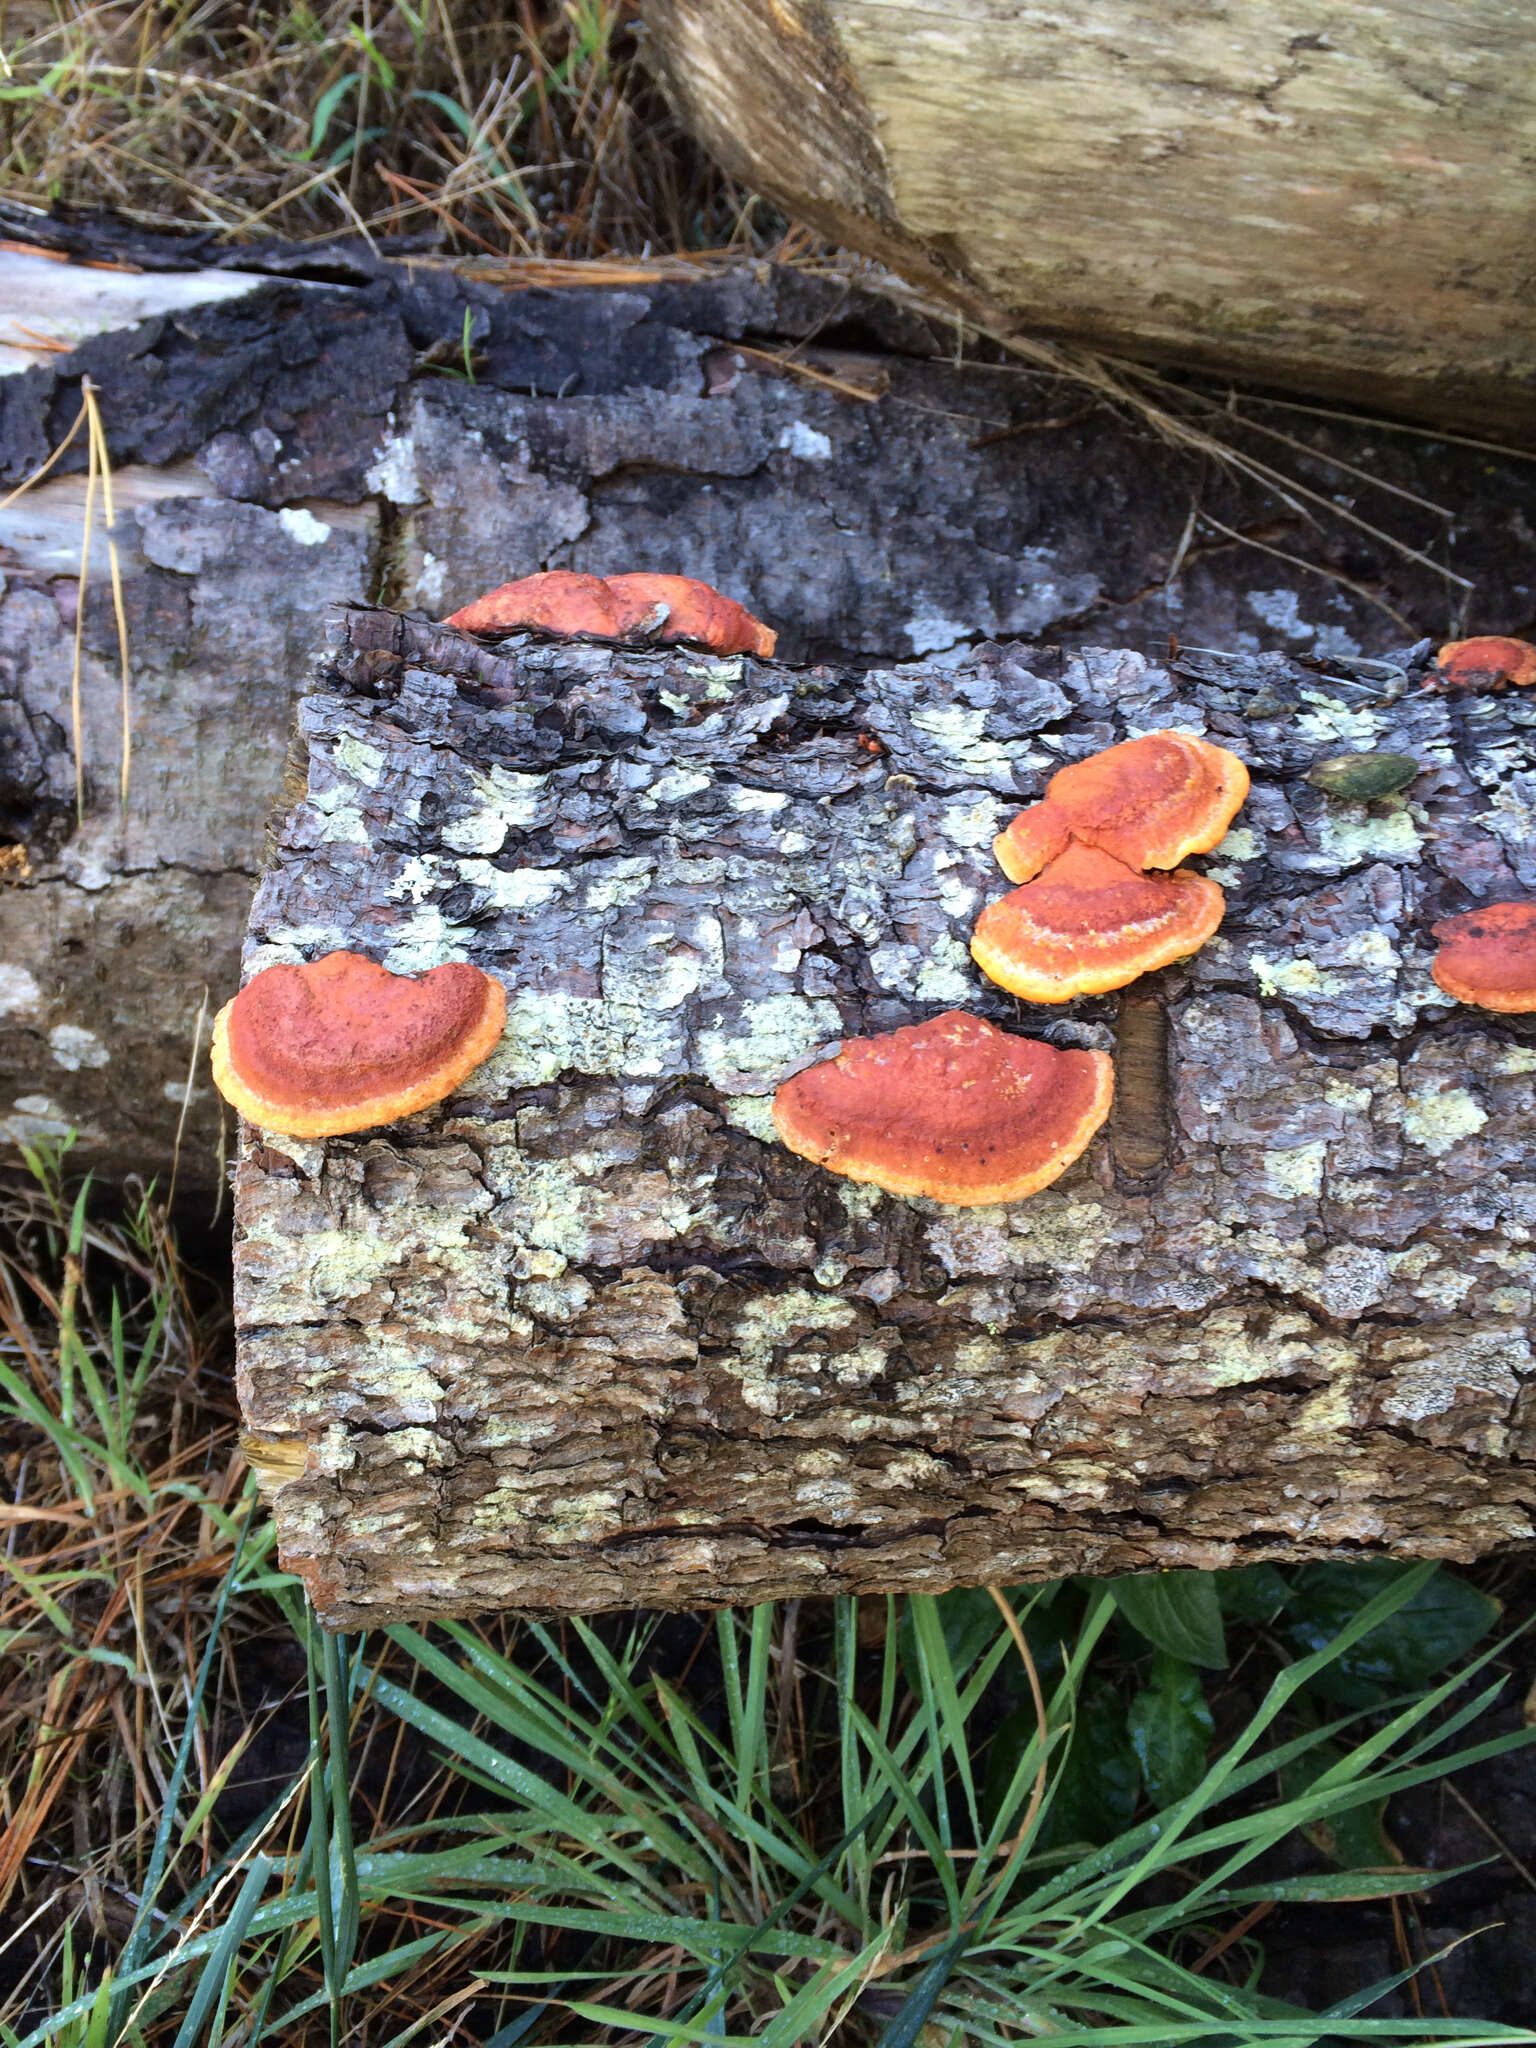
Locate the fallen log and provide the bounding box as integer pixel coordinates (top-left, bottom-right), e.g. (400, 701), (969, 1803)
(234, 606), (1536, 1624)
(4, 246), (1534, 1191)
(643, 0), (1536, 439)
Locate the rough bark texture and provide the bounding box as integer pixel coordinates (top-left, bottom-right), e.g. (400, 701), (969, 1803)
(4, 251), (1535, 1187)
(234, 605), (1536, 1625)
(642, 0), (1536, 438)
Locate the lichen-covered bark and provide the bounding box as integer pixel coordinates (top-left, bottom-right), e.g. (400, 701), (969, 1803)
(5, 247), (1534, 1188)
(234, 608), (1536, 1624)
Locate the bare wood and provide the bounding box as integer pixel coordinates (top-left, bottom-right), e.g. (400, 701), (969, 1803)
(235, 607), (1536, 1623)
(643, 0), (1536, 437)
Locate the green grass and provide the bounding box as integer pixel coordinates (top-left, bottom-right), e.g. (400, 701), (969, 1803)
(2, 1143), (1535, 2046)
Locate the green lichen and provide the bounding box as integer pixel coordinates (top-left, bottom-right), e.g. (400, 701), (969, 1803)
(1214, 826), (1261, 861)
(1262, 1142), (1326, 1199)
(477, 989), (685, 1088)
(334, 732), (386, 787)
(910, 704), (1017, 780)
(1315, 807), (1422, 865)
(441, 765), (552, 856)
(1401, 1084), (1488, 1157)
(698, 995), (843, 1096)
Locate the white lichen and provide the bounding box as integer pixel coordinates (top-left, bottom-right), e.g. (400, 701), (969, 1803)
(454, 859), (570, 910)
(364, 429), (425, 505)
(381, 908), (475, 973)
(48, 1024), (109, 1071)
(939, 793), (1009, 848)
(8, 1094), (103, 1142)
(905, 611), (971, 656)
(277, 507), (331, 547)
(777, 421), (833, 462)
(910, 704), (1014, 778)
(0, 966), (42, 1018)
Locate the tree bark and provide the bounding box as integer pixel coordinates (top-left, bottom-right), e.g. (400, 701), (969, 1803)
(642, 0), (1536, 439)
(234, 605), (1536, 1625)
(4, 250), (1535, 1190)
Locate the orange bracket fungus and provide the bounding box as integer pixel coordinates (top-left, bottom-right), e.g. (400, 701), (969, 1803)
(211, 951), (507, 1137)
(1430, 901), (1536, 1013)
(446, 569), (777, 657)
(772, 1010), (1113, 1205)
(970, 841), (1225, 1003)
(1427, 636), (1536, 693)
(994, 728), (1249, 883)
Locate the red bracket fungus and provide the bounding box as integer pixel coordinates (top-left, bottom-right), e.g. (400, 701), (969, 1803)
(970, 841), (1225, 1002)
(772, 1010), (1113, 1205)
(1430, 901), (1536, 1013)
(994, 729), (1250, 883)
(445, 569), (777, 657)
(1427, 636), (1536, 693)
(211, 951), (507, 1137)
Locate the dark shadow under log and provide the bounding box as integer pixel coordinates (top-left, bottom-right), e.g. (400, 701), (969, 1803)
(233, 608), (1536, 1623)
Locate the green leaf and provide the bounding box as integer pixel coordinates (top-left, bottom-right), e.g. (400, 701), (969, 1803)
(1279, 1562), (1500, 1705)
(1108, 1570), (1228, 1668)
(1127, 1653), (1214, 1809)
(1034, 1677), (1140, 1850)
(1214, 1563), (1291, 1622)
(304, 73), (359, 159)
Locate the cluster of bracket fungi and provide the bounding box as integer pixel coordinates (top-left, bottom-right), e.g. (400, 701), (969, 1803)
(773, 727), (1247, 1204)
(210, 592), (1536, 1207)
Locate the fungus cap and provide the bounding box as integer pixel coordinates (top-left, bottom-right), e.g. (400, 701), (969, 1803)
(772, 1010), (1113, 1205)
(602, 573), (777, 656)
(1429, 636), (1536, 692)
(971, 841), (1225, 1002)
(1430, 900), (1536, 1013)
(995, 730), (1249, 882)
(446, 569), (776, 656)
(211, 951), (507, 1136)
(447, 570), (621, 639)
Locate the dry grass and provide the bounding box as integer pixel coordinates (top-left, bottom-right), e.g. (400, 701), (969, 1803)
(0, 0), (767, 255)
(0, 1148), (242, 2007)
